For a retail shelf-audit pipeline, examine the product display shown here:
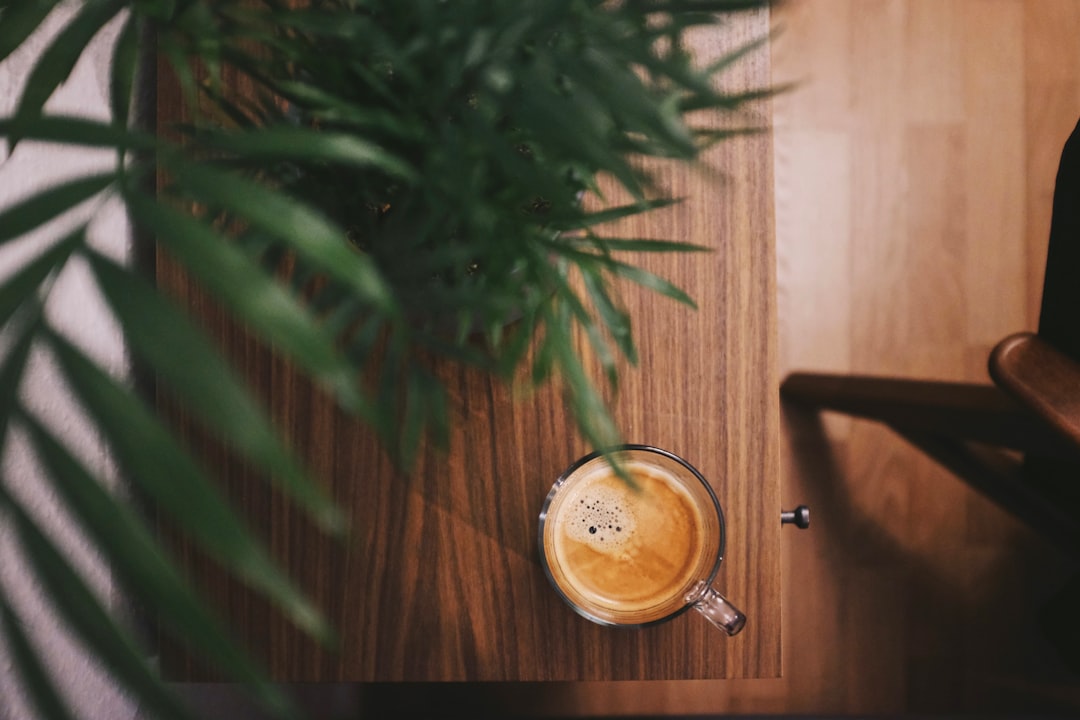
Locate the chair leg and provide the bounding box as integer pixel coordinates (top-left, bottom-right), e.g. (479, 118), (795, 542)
(780, 372), (1080, 461)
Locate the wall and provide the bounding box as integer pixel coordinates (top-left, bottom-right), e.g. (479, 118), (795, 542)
(0, 5), (137, 720)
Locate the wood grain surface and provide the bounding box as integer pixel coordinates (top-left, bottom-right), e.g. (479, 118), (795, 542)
(154, 8), (780, 683)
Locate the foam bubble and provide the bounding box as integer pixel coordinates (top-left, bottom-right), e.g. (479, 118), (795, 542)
(561, 480), (637, 551)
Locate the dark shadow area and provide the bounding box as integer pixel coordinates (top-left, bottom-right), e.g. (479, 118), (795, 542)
(779, 400), (1080, 716)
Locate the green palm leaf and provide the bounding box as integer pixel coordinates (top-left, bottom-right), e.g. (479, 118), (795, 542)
(157, 158), (395, 312)
(0, 115), (157, 150)
(609, 260), (698, 308)
(542, 297), (623, 453)
(0, 489), (199, 720)
(0, 176), (116, 247)
(0, 231), (81, 328)
(43, 330), (336, 648)
(124, 190), (378, 426)
(0, 0), (56, 65)
(9, 0), (127, 145)
(193, 125), (416, 180)
(17, 411), (298, 720)
(582, 263), (638, 365)
(109, 12), (140, 129)
(0, 596), (80, 720)
(0, 295), (41, 459)
(575, 237), (712, 254)
(86, 247), (345, 535)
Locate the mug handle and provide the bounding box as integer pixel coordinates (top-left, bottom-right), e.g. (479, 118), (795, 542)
(687, 581), (746, 636)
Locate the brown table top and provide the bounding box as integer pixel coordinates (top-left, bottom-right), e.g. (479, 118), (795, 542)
(157, 8), (779, 683)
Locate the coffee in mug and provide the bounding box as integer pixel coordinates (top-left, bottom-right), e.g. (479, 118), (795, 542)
(539, 445), (745, 634)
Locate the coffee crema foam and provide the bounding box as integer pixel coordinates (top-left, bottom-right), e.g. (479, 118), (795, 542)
(546, 459), (710, 622)
(560, 482), (638, 551)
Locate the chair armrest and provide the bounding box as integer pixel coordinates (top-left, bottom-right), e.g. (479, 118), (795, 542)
(989, 332), (1080, 449)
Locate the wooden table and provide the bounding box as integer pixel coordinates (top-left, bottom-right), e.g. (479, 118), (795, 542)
(157, 7), (780, 683)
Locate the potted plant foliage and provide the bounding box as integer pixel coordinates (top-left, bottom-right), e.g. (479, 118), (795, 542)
(0, 1), (773, 718)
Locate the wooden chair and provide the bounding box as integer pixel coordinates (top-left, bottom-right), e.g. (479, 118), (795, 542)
(779, 117), (1080, 560)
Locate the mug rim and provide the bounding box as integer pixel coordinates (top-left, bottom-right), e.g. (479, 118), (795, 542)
(537, 443), (726, 629)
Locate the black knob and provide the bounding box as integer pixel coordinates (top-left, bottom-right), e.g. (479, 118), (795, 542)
(781, 505), (810, 529)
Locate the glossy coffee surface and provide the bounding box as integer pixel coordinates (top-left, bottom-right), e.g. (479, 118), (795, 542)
(544, 458), (714, 624)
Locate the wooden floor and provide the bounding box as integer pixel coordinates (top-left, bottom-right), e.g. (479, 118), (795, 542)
(182, 1), (1080, 717)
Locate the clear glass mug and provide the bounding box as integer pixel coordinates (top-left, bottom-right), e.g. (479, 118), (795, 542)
(538, 444), (746, 635)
